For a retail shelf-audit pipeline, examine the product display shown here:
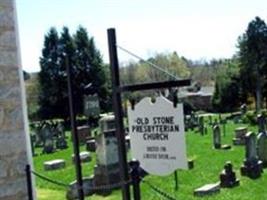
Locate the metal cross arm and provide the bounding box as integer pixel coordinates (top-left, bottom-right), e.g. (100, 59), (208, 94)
(118, 79), (191, 93)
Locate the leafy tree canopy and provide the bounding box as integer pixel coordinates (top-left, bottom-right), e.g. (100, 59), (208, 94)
(38, 26), (110, 120)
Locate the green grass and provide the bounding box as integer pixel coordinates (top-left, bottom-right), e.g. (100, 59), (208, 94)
(34, 118), (267, 200)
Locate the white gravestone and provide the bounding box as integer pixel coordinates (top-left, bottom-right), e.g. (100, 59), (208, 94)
(128, 96), (188, 176)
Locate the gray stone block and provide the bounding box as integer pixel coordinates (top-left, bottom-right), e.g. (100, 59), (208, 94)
(66, 176), (94, 200)
(86, 139), (96, 152)
(44, 159), (65, 171)
(72, 151), (91, 163)
(194, 183), (220, 197)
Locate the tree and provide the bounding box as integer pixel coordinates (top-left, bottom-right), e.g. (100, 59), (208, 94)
(238, 17), (267, 112)
(212, 60), (241, 112)
(144, 52), (190, 82)
(73, 26), (111, 112)
(38, 26), (110, 120)
(39, 27), (63, 119)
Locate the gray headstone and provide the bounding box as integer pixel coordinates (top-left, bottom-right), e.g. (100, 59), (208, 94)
(213, 125), (221, 149)
(257, 132), (267, 167)
(42, 124), (54, 154)
(198, 116), (204, 135)
(99, 114), (115, 132)
(257, 114), (266, 133)
(0, 0), (34, 199)
(245, 132), (257, 162)
(95, 130), (119, 166)
(233, 127), (247, 145)
(208, 115), (212, 125)
(72, 151), (91, 163)
(34, 122), (44, 147)
(56, 136), (68, 150)
(93, 115), (121, 193)
(194, 183), (220, 197)
(86, 139), (96, 152)
(240, 132), (263, 179)
(30, 134), (36, 156)
(66, 176), (95, 200)
(44, 159), (65, 171)
(76, 125), (91, 145)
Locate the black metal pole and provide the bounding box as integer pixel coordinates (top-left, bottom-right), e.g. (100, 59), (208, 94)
(107, 28), (131, 200)
(130, 160), (141, 200)
(223, 123), (226, 137)
(66, 56), (84, 200)
(25, 164), (34, 200)
(174, 171), (178, 191)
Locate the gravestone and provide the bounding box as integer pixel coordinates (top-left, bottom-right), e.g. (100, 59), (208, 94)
(240, 132), (263, 179)
(56, 135), (68, 150)
(67, 177), (94, 200)
(199, 116), (204, 136)
(194, 183), (220, 197)
(42, 124), (55, 154)
(191, 112), (198, 129)
(55, 122), (67, 149)
(208, 115), (213, 125)
(99, 114), (115, 131)
(221, 118), (227, 137)
(218, 114), (222, 124)
(212, 125), (221, 149)
(257, 132), (267, 167)
(76, 125), (91, 145)
(44, 159), (65, 171)
(219, 161), (239, 188)
(34, 122), (45, 147)
(233, 127), (247, 145)
(93, 115), (121, 194)
(0, 1), (34, 198)
(30, 134), (36, 156)
(86, 139), (96, 152)
(212, 125), (231, 150)
(257, 114), (266, 133)
(55, 122), (65, 138)
(72, 151), (91, 163)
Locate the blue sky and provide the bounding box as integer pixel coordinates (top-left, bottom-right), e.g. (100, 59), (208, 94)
(16, 0), (267, 72)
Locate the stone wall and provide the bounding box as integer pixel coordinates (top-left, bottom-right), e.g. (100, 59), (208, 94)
(0, 0), (34, 199)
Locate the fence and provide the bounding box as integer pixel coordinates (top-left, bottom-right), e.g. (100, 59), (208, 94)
(25, 163), (177, 200)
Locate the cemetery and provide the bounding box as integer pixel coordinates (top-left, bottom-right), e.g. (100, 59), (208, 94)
(30, 112), (267, 200)
(2, 1), (267, 200)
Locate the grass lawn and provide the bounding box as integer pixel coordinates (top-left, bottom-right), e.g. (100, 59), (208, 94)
(33, 117), (267, 200)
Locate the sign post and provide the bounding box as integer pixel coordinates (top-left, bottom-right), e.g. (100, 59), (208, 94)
(108, 28), (131, 200)
(107, 27), (191, 199)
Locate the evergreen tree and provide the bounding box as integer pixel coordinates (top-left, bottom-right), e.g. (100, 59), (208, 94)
(39, 27), (62, 119)
(38, 26), (110, 120)
(74, 26), (111, 112)
(212, 61), (241, 112)
(238, 17), (267, 112)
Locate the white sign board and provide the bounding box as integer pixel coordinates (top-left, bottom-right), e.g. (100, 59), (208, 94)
(128, 96), (187, 176)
